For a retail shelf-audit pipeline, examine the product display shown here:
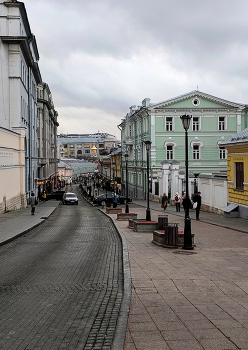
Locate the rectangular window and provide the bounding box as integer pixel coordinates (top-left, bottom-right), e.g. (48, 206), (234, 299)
(192, 117), (200, 131)
(218, 116), (226, 131)
(166, 117), (173, 131)
(129, 125), (132, 137)
(167, 145), (173, 160)
(193, 145), (200, 160)
(235, 162), (244, 190)
(85, 149), (90, 154)
(219, 147), (227, 160)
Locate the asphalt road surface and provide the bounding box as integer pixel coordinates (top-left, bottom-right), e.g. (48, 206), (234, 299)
(0, 188), (123, 350)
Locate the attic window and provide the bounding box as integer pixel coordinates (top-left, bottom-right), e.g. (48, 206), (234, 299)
(192, 98), (200, 106)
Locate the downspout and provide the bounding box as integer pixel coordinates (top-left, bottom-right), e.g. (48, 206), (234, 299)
(28, 66), (31, 198)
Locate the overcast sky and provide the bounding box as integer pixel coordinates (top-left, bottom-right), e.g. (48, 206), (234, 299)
(24, 0), (248, 139)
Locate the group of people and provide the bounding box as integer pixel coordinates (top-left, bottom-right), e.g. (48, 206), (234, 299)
(161, 191), (202, 220)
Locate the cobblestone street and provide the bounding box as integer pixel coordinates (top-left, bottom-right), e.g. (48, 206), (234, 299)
(0, 192), (123, 350)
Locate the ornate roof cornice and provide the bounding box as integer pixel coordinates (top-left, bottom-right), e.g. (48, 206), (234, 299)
(150, 90), (245, 110)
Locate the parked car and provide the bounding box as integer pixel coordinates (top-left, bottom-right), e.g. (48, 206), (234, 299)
(62, 192), (78, 205)
(46, 190), (65, 201)
(93, 193), (132, 205)
(93, 193), (117, 205)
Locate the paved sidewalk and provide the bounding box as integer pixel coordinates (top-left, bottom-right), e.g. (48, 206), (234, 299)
(107, 201), (248, 350)
(0, 200), (59, 246)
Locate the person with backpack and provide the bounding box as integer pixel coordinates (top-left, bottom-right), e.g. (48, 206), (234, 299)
(174, 192), (181, 212)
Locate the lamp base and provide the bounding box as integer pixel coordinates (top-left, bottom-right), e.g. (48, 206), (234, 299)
(146, 208), (151, 221)
(125, 202), (129, 213)
(182, 216), (194, 250)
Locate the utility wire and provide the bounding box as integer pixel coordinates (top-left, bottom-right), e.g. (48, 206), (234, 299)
(52, 91), (118, 135)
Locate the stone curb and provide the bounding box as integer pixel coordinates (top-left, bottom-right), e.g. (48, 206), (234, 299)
(99, 208), (131, 350)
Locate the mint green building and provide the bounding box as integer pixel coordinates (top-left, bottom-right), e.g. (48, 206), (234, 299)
(118, 91), (248, 199)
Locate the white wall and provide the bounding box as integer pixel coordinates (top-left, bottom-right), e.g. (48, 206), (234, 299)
(198, 175), (228, 214)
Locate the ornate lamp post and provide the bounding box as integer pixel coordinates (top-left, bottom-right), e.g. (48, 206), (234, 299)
(112, 162), (116, 192)
(104, 167), (108, 200)
(125, 153), (129, 213)
(180, 114), (194, 250)
(144, 141), (152, 221)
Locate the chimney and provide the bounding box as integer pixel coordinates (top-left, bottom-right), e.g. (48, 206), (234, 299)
(142, 98), (151, 107)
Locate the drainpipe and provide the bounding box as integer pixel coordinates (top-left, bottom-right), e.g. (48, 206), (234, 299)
(28, 66), (32, 199)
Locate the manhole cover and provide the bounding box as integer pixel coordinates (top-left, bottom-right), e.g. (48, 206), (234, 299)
(173, 251), (196, 255)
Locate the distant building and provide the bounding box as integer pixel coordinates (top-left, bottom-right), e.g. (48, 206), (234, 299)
(58, 133), (119, 159)
(119, 91), (248, 199)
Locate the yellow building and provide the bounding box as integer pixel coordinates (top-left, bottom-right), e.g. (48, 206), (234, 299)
(220, 128), (248, 218)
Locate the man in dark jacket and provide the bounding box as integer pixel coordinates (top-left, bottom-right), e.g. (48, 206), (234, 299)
(193, 192), (201, 220)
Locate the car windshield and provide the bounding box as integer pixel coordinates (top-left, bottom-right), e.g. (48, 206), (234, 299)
(66, 194), (76, 198)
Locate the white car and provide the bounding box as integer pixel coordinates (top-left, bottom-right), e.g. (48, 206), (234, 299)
(62, 192), (78, 205)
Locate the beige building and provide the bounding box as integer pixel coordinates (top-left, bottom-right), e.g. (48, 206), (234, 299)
(0, 127), (26, 213)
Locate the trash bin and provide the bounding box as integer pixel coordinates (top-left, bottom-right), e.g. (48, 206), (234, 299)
(164, 223), (178, 248)
(158, 215), (168, 230)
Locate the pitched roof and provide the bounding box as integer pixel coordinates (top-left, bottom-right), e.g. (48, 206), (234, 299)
(220, 128), (248, 145)
(150, 90), (245, 109)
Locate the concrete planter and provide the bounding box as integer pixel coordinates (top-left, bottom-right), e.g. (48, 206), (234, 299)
(133, 221), (158, 232)
(128, 218), (147, 229)
(152, 230), (195, 247)
(117, 213), (138, 221)
(106, 208), (122, 214)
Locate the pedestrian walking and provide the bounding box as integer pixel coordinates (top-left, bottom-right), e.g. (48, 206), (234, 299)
(113, 192), (118, 208)
(42, 191), (47, 201)
(174, 192), (181, 212)
(161, 193), (168, 210)
(30, 192), (36, 215)
(193, 191), (202, 220)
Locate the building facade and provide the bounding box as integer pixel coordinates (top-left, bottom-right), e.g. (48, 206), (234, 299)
(119, 91), (248, 200)
(58, 133), (119, 159)
(0, 0), (42, 202)
(0, 0), (59, 209)
(37, 83), (59, 197)
(0, 127), (26, 212)
(220, 128), (248, 218)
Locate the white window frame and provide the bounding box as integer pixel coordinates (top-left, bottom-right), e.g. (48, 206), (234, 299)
(218, 116), (226, 131)
(165, 117), (173, 131)
(166, 145), (174, 160)
(219, 147), (227, 160)
(193, 145), (200, 160)
(192, 116), (200, 131)
(164, 141), (176, 161)
(191, 141), (203, 160)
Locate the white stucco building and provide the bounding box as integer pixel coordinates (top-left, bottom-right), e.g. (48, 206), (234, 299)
(0, 0), (59, 211)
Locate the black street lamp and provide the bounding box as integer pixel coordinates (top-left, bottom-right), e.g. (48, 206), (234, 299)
(125, 153), (129, 213)
(180, 114), (194, 250)
(104, 167), (108, 200)
(144, 140), (152, 221)
(112, 162), (116, 192)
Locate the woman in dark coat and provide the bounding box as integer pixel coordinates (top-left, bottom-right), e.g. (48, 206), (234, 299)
(193, 192), (201, 220)
(161, 193), (168, 210)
